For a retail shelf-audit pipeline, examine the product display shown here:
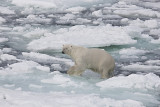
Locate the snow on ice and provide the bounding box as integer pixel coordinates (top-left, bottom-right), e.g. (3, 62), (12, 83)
(27, 25), (137, 51)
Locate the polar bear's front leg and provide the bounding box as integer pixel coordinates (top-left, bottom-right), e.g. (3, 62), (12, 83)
(67, 65), (84, 76)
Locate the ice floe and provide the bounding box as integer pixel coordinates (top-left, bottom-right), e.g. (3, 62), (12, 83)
(0, 0), (160, 106)
(65, 6), (86, 13)
(0, 87), (145, 107)
(0, 38), (8, 43)
(12, 0), (57, 9)
(144, 19), (158, 28)
(0, 60), (50, 75)
(22, 52), (72, 64)
(92, 10), (103, 17)
(121, 63), (160, 72)
(0, 54), (17, 61)
(145, 60), (160, 66)
(27, 25), (137, 51)
(41, 72), (80, 88)
(119, 47), (147, 56)
(113, 1), (160, 18)
(96, 73), (160, 91)
(0, 6), (15, 14)
(23, 28), (48, 38)
(0, 17), (6, 24)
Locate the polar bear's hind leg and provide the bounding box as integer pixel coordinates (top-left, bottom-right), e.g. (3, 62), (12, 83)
(101, 68), (114, 79)
(67, 65), (85, 76)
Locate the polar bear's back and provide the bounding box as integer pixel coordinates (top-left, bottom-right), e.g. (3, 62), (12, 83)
(82, 48), (115, 70)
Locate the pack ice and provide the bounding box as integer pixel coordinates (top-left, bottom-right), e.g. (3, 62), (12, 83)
(0, 0), (160, 107)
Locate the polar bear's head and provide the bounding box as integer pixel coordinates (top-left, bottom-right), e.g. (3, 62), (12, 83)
(62, 44), (73, 55)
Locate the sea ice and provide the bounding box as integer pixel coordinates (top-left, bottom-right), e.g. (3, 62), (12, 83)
(0, 38), (8, 43)
(0, 54), (17, 61)
(0, 60), (51, 75)
(22, 52), (72, 64)
(23, 28), (48, 38)
(121, 63), (160, 72)
(29, 84), (43, 89)
(145, 60), (160, 66)
(149, 28), (160, 37)
(144, 19), (158, 28)
(0, 6), (15, 14)
(65, 6), (86, 13)
(113, 1), (160, 18)
(1, 0), (160, 106)
(151, 38), (160, 44)
(96, 73), (160, 91)
(17, 15), (52, 24)
(12, 0), (57, 9)
(0, 17), (6, 24)
(2, 48), (12, 54)
(119, 47), (147, 56)
(36, 65), (50, 72)
(0, 87), (145, 107)
(92, 10), (103, 17)
(27, 25), (136, 51)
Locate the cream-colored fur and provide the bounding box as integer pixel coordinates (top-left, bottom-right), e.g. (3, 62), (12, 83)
(62, 44), (115, 79)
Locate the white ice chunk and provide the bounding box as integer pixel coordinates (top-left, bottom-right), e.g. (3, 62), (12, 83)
(65, 6), (86, 13)
(22, 14), (52, 24)
(75, 18), (91, 24)
(151, 38), (160, 44)
(41, 74), (70, 84)
(0, 17), (6, 24)
(96, 73), (160, 91)
(0, 61), (50, 75)
(121, 63), (160, 72)
(2, 48), (12, 54)
(51, 64), (62, 71)
(12, 26), (25, 32)
(121, 18), (129, 24)
(0, 49), (3, 55)
(29, 84), (43, 89)
(144, 19), (158, 28)
(41, 73), (80, 88)
(0, 6), (15, 14)
(0, 54), (17, 61)
(145, 60), (160, 66)
(0, 27), (12, 31)
(0, 38), (8, 43)
(22, 52), (72, 64)
(0, 87), (144, 107)
(60, 14), (76, 20)
(92, 10), (103, 17)
(27, 25), (136, 51)
(141, 34), (152, 40)
(3, 84), (15, 88)
(36, 66), (50, 72)
(12, 0), (57, 8)
(129, 19), (157, 29)
(114, 7), (160, 18)
(142, 2), (160, 10)
(119, 47), (147, 56)
(7, 61), (40, 73)
(23, 28), (47, 38)
(150, 28), (160, 37)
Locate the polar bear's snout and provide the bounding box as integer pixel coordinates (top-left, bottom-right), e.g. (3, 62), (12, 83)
(62, 48), (66, 54)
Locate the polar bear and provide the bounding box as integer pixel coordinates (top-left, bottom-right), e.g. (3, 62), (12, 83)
(62, 44), (115, 79)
